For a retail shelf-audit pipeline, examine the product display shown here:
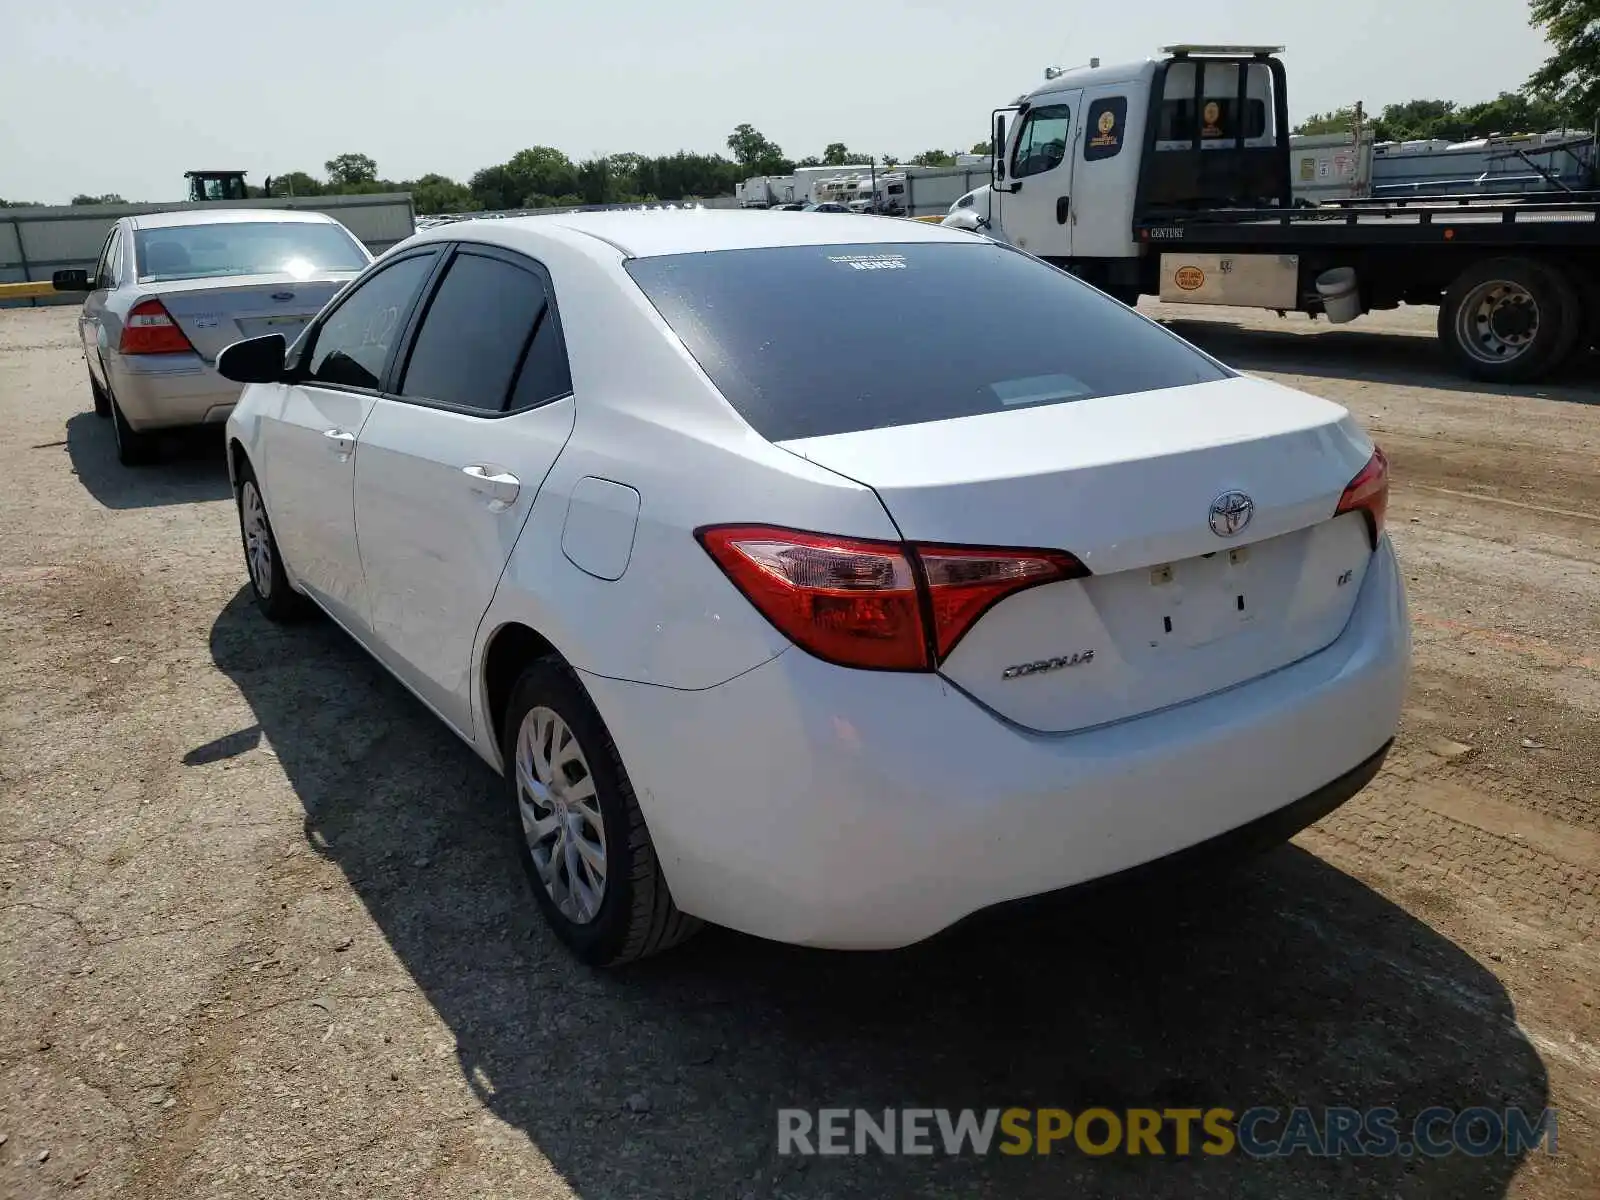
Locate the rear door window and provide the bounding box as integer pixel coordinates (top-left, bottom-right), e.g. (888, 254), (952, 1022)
(626, 242), (1228, 442)
(95, 227), (120, 289)
(398, 251), (555, 413)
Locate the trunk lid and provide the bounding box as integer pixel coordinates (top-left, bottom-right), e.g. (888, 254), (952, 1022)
(147, 273), (356, 362)
(777, 375), (1378, 733)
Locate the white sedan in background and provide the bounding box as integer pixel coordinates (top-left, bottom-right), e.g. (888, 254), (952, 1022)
(218, 211), (1409, 967)
(54, 209), (371, 465)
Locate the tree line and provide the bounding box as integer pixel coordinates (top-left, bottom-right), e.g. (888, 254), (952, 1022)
(254, 132), (979, 216)
(1293, 92), (1575, 142)
(5, 0), (1596, 211)
(0, 133), (980, 214)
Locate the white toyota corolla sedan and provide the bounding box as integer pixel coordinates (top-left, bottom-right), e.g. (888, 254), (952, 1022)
(219, 210), (1409, 967)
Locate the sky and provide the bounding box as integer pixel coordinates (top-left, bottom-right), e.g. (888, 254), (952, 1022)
(0, 0), (1555, 204)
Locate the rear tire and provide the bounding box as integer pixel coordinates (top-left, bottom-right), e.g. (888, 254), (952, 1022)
(502, 657), (700, 967)
(1542, 262), (1588, 375)
(108, 392), (156, 465)
(1438, 257), (1574, 383)
(236, 465), (310, 622)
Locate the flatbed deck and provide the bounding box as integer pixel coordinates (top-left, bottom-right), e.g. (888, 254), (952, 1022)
(1137, 200), (1600, 247)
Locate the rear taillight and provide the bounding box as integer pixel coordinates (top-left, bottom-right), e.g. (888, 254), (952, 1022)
(119, 298), (193, 355)
(697, 525), (1088, 671)
(1335, 446), (1389, 546)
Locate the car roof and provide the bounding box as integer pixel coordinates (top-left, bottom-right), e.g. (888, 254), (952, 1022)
(425, 208), (974, 260)
(129, 208), (339, 231)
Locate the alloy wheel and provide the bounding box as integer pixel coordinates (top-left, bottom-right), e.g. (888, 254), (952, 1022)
(241, 481), (274, 599)
(515, 705), (607, 924)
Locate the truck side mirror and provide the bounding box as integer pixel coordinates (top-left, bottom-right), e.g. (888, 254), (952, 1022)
(993, 115), (1007, 181)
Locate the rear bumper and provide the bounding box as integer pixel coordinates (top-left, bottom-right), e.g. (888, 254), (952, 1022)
(580, 536), (1410, 950)
(947, 735), (1392, 934)
(107, 352), (241, 431)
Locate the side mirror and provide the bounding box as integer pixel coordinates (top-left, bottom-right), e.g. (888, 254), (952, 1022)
(52, 269), (91, 292)
(993, 115), (1007, 182)
(217, 334), (289, 384)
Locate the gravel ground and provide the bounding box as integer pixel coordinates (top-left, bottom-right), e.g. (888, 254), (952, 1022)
(1, 303), (1596, 1199)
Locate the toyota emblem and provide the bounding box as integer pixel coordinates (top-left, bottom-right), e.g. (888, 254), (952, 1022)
(1208, 490), (1255, 537)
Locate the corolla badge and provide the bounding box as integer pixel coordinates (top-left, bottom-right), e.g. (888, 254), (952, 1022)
(1208, 490), (1255, 538)
(1002, 650), (1094, 680)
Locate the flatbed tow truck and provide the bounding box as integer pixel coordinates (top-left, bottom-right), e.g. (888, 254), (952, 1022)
(945, 46), (1600, 383)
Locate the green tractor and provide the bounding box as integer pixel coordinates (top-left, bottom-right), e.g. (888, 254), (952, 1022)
(185, 170), (250, 202)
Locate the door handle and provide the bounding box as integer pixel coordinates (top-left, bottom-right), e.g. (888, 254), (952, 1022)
(321, 428), (356, 457)
(462, 464), (521, 508)
(1056, 196), (1070, 224)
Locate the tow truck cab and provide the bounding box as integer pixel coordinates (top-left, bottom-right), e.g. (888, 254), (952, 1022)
(967, 45), (1600, 384)
(984, 45), (1290, 295)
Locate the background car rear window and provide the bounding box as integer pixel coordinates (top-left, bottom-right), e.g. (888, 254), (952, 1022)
(399, 253), (553, 412)
(134, 221), (369, 282)
(625, 242), (1229, 441)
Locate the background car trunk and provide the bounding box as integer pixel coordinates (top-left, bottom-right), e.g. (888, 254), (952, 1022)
(146, 275), (355, 362)
(777, 376), (1379, 733)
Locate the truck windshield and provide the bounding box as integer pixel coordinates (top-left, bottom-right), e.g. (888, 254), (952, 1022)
(134, 221), (370, 282)
(626, 241), (1229, 441)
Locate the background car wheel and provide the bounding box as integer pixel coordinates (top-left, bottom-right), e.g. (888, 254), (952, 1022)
(89, 369), (110, 418)
(502, 657), (700, 967)
(108, 393), (156, 465)
(236, 467), (310, 622)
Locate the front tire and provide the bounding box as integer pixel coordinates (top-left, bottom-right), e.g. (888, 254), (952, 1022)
(236, 466), (310, 622)
(89, 369), (111, 418)
(1439, 257), (1575, 383)
(503, 658), (700, 967)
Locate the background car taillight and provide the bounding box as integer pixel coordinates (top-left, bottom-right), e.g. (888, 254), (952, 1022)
(119, 298), (194, 355)
(697, 525), (1088, 671)
(1335, 446), (1390, 546)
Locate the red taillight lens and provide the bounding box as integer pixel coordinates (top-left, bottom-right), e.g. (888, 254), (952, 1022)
(1335, 446), (1389, 546)
(698, 526), (927, 669)
(916, 544), (1088, 660)
(697, 525), (1088, 671)
(119, 298), (194, 355)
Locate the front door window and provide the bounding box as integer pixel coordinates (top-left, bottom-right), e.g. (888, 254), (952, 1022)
(1011, 105), (1073, 179)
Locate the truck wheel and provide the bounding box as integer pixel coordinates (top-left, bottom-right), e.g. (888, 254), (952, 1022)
(1540, 262), (1586, 374)
(1439, 258), (1575, 383)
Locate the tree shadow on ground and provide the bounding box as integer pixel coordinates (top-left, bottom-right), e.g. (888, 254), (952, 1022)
(207, 589), (1550, 1198)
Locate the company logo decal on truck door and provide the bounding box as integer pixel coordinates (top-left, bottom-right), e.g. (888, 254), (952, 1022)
(1084, 98), (1128, 161)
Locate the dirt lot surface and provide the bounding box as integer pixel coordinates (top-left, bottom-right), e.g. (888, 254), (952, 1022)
(1, 303), (1597, 1199)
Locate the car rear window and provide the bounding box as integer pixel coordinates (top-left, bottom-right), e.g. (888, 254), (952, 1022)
(624, 241), (1229, 441)
(134, 221), (369, 283)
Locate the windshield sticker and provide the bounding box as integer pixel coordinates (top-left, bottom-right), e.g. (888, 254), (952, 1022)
(828, 253), (908, 271)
